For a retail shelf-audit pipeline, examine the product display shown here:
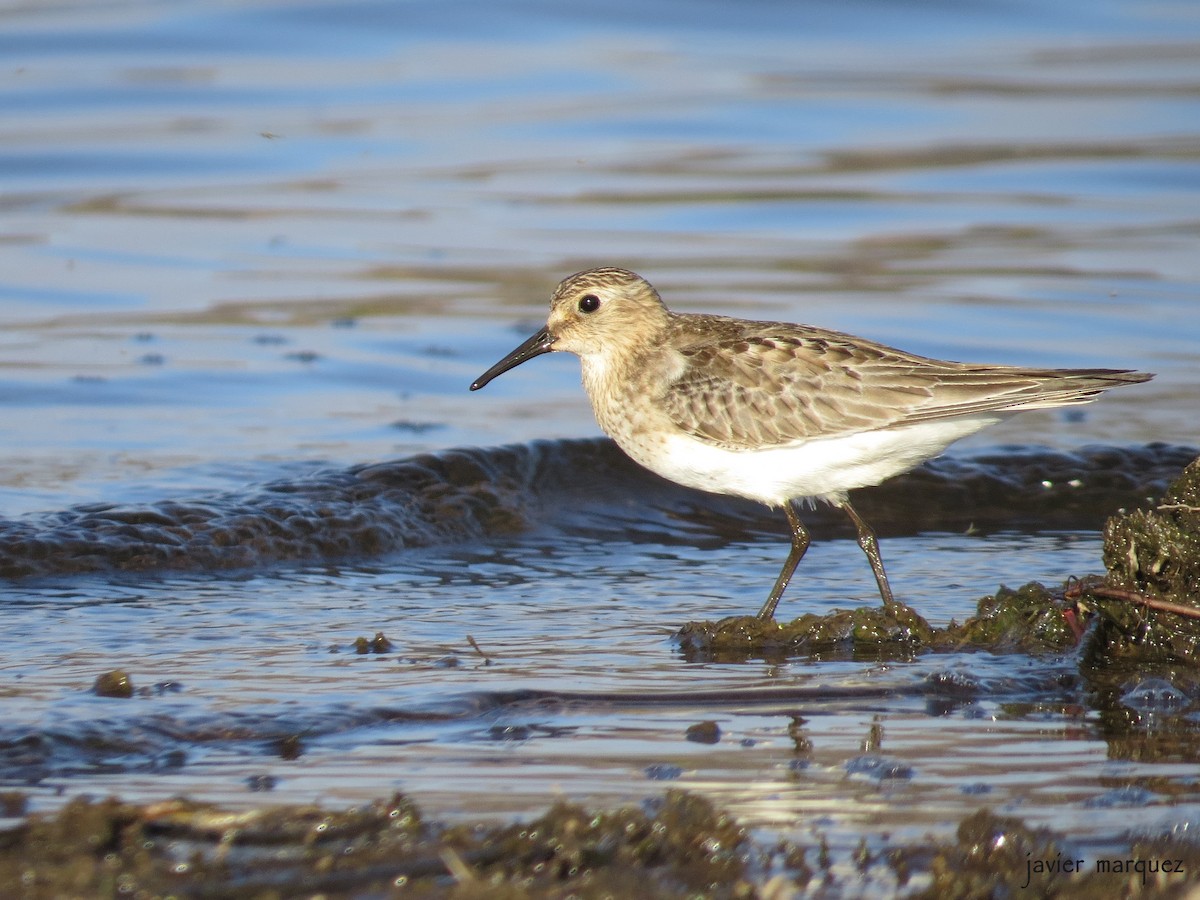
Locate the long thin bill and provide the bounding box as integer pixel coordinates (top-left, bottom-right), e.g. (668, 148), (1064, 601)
(469, 327), (555, 390)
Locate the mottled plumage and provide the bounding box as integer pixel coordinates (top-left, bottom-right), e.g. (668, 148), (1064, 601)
(471, 267), (1152, 619)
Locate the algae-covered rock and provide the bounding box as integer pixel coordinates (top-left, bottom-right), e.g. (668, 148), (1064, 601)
(1104, 456), (1200, 600)
(677, 602), (934, 662)
(942, 582), (1078, 653)
(92, 670), (134, 698)
(1080, 588), (1200, 669)
(1083, 456), (1200, 667)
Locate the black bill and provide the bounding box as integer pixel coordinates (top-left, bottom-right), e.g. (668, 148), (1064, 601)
(469, 327), (556, 391)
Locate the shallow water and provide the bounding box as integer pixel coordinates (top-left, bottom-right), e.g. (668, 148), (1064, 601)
(2, 0), (1200, 887)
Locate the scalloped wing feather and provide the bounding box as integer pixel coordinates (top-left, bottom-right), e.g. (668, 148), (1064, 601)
(659, 322), (1144, 450)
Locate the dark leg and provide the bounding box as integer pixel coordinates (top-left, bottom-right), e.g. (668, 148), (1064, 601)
(756, 501), (811, 621)
(839, 500), (897, 608)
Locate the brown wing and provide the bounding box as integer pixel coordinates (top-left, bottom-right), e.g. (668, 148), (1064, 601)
(658, 318), (1148, 450)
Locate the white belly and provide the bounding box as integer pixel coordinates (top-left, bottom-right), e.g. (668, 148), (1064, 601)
(620, 414), (1004, 507)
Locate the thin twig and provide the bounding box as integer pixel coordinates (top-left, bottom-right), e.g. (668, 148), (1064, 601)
(1065, 582), (1200, 620)
(466, 634), (494, 660)
(439, 847), (480, 886)
(1157, 502), (1200, 513)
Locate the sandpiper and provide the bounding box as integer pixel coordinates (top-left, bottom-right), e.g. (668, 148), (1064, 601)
(470, 267), (1152, 619)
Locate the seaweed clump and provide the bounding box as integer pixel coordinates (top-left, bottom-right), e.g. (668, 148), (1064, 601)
(677, 602), (934, 662)
(939, 582), (1078, 653)
(1104, 456), (1200, 602)
(1078, 456), (1200, 668)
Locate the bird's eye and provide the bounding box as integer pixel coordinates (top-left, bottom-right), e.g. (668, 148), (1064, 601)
(578, 293), (601, 314)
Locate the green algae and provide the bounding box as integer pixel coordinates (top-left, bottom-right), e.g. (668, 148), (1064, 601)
(677, 572), (1196, 666)
(676, 591), (1065, 662)
(1083, 456), (1200, 668)
(1077, 581), (1200, 671)
(677, 602), (934, 663)
(940, 581), (1078, 653)
(1105, 456), (1200, 601)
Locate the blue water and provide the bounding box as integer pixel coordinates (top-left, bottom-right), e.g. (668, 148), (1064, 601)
(1, 0), (1198, 886)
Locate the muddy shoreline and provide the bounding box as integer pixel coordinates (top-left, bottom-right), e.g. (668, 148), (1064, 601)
(2, 787), (1197, 898)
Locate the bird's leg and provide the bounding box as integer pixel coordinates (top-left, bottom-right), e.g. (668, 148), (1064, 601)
(756, 501), (811, 621)
(838, 500), (898, 609)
